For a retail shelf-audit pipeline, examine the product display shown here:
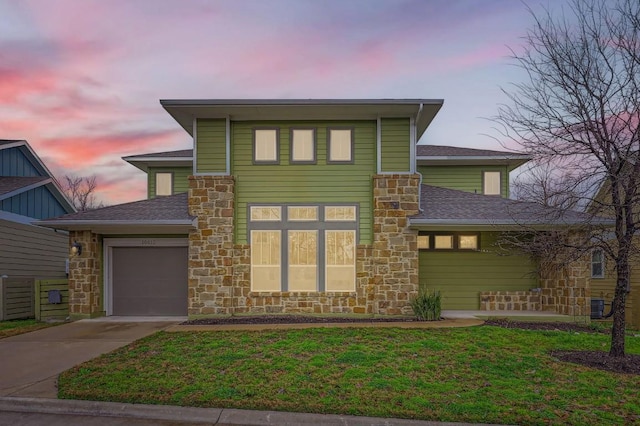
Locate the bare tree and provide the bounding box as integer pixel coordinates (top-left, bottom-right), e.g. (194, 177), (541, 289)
(494, 0), (640, 356)
(62, 175), (105, 211)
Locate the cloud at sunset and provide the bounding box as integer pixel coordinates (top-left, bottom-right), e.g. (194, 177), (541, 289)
(0, 0), (547, 205)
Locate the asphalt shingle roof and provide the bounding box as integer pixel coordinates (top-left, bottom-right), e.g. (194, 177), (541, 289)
(413, 185), (599, 225)
(0, 176), (49, 197)
(416, 145), (525, 157)
(40, 192), (192, 222)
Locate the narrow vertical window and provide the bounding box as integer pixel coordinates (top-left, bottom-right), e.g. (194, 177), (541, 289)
(288, 231), (318, 291)
(253, 129), (279, 163)
(483, 171), (501, 195)
(251, 231), (281, 291)
(328, 129), (353, 163)
(155, 172), (172, 196)
(291, 129), (316, 163)
(325, 230), (356, 291)
(591, 249), (604, 278)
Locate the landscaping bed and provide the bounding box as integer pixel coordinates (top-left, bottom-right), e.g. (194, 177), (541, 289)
(185, 315), (419, 325)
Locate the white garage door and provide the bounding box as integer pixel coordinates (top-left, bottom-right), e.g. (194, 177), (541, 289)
(112, 246), (188, 316)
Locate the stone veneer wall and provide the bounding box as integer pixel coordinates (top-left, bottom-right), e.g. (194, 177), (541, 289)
(540, 261), (590, 317)
(480, 291), (541, 311)
(187, 174), (419, 316)
(68, 230), (102, 318)
(188, 176), (236, 315)
(371, 174), (420, 315)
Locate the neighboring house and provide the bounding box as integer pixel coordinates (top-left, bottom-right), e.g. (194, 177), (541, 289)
(38, 99), (600, 319)
(0, 140), (75, 279)
(585, 177), (640, 329)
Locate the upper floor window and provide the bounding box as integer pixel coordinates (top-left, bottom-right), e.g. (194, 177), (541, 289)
(328, 128), (353, 163)
(290, 129), (316, 164)
(591, 249), (604, 278)
(483, 171), (501, 195)
(253, 129), (279, 164)
(155, 172), (173, 196)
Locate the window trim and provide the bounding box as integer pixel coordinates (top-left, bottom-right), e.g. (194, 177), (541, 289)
(289, 127), (317, 164)
(482, 170), (502, 196)
(155, 172), (173, 196)
(418, 232), (481, 251)
(252, 127), (280, 165)
(591, 249), (605, 278)
(327, 127), (355, 164)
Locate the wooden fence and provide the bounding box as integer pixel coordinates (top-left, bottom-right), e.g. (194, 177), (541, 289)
(0, 277), (34, 320)
(35, 279), (69, 321)
(0, 277), (69, 321)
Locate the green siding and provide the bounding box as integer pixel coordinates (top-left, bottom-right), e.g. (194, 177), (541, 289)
(419, 232), (537, 309)
(196, 119), (227, 173)
(418, 165), (510, 198)
(147, 167), (191, 198)
(232, 120), (376, 244)
(380, 118), (410, 172)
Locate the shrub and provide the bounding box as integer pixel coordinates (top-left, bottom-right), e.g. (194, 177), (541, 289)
(410, 289), (442, 321)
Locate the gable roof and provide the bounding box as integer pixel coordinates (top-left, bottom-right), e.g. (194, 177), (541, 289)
(410, 185), (611, 229)
(416, 144), (530, 169)
(0, 140), (75, 214)
(161, 99), (443, 141)
(0, 176), (50, 198)
(36, 192), (194, 234)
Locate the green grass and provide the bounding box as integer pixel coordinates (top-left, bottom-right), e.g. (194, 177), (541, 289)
(0, 319), (57, 338)
(58, 326), (640, 425)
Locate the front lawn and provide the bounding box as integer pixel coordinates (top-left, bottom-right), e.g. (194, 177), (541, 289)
(58, 326), (640, 425)
(0, 319), (57, 338)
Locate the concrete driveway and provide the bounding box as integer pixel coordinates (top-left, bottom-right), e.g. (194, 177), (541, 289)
(0, 318), (180, 398)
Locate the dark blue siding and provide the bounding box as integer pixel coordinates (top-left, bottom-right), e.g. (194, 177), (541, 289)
(0, 186), (66, 219)
(0, 147), (41, 177)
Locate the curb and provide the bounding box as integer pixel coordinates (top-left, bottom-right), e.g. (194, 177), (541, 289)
(0, 397), (504, 426)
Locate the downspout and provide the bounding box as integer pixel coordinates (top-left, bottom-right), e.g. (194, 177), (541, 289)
(414, 103), (424, 213)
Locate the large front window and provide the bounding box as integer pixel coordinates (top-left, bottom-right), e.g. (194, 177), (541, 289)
(249, 204), (358, 292)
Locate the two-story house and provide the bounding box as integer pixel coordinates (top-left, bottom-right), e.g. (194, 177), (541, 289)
(0, 140), (75, 279)
(40, 99), (596, 319)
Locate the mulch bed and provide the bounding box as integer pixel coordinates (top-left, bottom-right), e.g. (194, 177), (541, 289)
(483, 318), (603, 333)
(184, 315), (420, 325)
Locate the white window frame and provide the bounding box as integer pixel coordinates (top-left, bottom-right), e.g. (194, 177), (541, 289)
(290, 128), (316, 164)
(483, 171), (501, 196)
(155, 172), (173, 196)
(253, 128), (279, 164)
(328, 128), (354, 163)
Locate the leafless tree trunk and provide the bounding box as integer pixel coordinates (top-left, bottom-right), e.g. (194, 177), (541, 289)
(494, 0), (640, 356)
(62, 175), (105, 211)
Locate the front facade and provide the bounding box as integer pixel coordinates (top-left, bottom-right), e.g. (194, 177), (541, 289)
(40, 99), (595, 319)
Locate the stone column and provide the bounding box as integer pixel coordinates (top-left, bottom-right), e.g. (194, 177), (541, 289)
(539, 249), (590, 319)
(372, 174), (420, 315)
(188, 175), (235, 315)
(68, 230), (101, 318)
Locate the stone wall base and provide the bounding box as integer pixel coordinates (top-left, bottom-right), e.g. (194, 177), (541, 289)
(480, 291), (541, 311)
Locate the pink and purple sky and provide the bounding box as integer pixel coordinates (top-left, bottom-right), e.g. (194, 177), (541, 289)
(0, 0), (559, 205)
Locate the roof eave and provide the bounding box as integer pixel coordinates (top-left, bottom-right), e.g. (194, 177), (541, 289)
(408, 218), (613, 230)
(416, 156), (531, 168)
(123, 157), (194, 172)
(35, 219), (196, 234)
(160, 99), (444, 137)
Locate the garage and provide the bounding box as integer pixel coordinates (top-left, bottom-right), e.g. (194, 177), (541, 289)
(111, 245), (188, 316)
(418, 232), (537, 309)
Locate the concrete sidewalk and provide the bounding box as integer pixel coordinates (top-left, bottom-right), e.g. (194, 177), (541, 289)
(0, 320), (179, 398)
(0, 397), (505, 426)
